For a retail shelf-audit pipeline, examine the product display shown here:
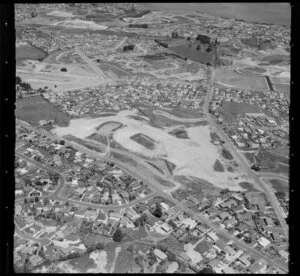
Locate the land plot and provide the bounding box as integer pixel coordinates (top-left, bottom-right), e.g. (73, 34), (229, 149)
(221, 148), (233, 160)
(213, 159), (225, 172)
(130, 133), (156, 150)
(113, 246), (134, 273)
(16, 45), (47, 65)
(215, 67), (268, 90)
(168, 127), (189, 139)
(16, 95), (69, 126)
(157, 236), (184, 254)
(172, 175), (221, 201)
(220, 100), (261, 122)
(239, 182), (259, 191)
(242, 67), (266, 74)
(169, 42), (215, 64)
(154, 175), (176, 188)
(269, 179), (288, 194)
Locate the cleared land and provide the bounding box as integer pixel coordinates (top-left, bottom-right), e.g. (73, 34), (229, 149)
(53, 109), (252, 190)
(215, 67), (268, 90)
(16, 95), (69, 126)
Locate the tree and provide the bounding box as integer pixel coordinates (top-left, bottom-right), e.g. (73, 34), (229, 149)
(16, 76), (22, 84)
(196, 45), (201, 51)
(35, 196), (39, 202)
(24, 198), (28, 204)
(198, 266), (215, 274)
(152, 203), (162, 218)
(112, 228), (123, 242)
(43, 198), (49, 206)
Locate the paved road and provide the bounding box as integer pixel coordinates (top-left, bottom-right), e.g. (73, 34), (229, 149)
(14, 222), (51, 246)
(205, 67), (289, 238)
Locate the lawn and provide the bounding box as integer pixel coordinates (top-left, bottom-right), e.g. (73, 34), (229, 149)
(16, 95), (69, 126)
(220, 100), (262, 122)
(16, 45), (47, 65)
(215, 67), (268, 90)
(113, 246), (134, 273)
(157, 236), (184, 254)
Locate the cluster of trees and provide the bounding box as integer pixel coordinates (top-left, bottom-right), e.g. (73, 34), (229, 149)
(172, 31), (179, 39)
(154, 39), (168, 48)
(16, 76), (32, 91)
(196, 34), (210, 44)
(86, 242), (105, 253)
(60, 68), (67, 72)
(123, 45), (135, 51)
(58, 252), (80, 261)
(128, 23), (148, 28)
(134, 214), (147, 227)
(152, 203), (163, 218)
(112, 228), (123, 242)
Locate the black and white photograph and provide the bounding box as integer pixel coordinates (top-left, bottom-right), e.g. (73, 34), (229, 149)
(8, 2), (292, 273)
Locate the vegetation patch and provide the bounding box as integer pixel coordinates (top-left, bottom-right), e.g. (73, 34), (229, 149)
(216, 67), (268, 90)
(113, 246), (134, 273)
(157, 236), (184, 254)
(16, 45), (47, 65)
(239, 182), (258, 191)
(172, 175), (220, 201)
(168, 127), (189, 139)
(16, 95), (69, 127)
(163, 159), (176, 175)
(130, 133), (156, 150)
(146, 161), (164, 174)
(269, 179), (288, 193)
(221, 148), (233, 160)
(213, 159), (225, 172)
(220, 100), (261, 122)
(154, 175), (176, 188)
(227, 166), (234, 172)
(110, 152), (138, 167)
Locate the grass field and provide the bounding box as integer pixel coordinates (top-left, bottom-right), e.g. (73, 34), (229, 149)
(215, 67), (268, 90)
(110, 152), (138, 167)
(172, 175), (221, 201)
(220, 100), (261, 122)
(113, 246), (134, 273)
(239, 182), (258, 191)
(16, 95), (69, 126)
(168, 41), (215, 64)
(130, 133), (156, 150)
(157, 236), (184, 254)
(16, 45), (47, 65)
(146, 161), (164, 174)
(154, 175), (176, 188)
(269, 179), (288, 193)
(213, 159), (225, 172)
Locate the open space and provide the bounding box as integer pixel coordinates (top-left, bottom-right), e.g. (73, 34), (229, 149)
(52, 109), (253, 190)
(215, 67), (269, 90)
(16, 95), (69, 126)
(16, 45), (47, 65)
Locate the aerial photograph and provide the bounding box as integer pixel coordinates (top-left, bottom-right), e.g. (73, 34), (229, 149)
(14, 3), (290, 273)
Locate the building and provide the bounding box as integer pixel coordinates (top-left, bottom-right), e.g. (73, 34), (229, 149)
(154, 249), (167, 260)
